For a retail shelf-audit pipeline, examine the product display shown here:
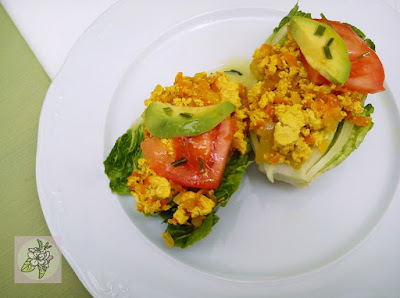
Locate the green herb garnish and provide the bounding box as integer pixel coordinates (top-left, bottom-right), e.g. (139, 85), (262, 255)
(314, 25), (326, 36)
(271, 3), (311, 35)
(323, 38), (334, 59)
(197, 158), (205, 173)
(171, 157), (188, 167)
(179, 112), (193, 118)
(320, 13), (332, 27)
(357, 51), (371, 59)
(224, 69), (243, 76)
(163, 107), (172, 116)
(323, 46), (332, 59)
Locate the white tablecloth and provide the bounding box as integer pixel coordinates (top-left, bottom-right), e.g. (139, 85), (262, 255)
(1, 0), (118, 79)
(1, 0), (399, 79)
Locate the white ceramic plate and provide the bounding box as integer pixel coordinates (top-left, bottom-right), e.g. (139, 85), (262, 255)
(37, 0), (400, 296)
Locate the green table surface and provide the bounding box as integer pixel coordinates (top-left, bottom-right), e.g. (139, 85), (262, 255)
(0, 4), (90, 297)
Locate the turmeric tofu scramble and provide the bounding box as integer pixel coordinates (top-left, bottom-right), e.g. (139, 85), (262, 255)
(104, 4), (384, 249)
(248, 35), (371, 169)
(125, 35), (373, 247)
(126, 72), (249, 247)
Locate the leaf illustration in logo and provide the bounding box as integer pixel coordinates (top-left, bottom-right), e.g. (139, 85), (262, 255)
(37, 239), (43, 250)
(38, 267), (46, 279)
(21, 259), (36, 272)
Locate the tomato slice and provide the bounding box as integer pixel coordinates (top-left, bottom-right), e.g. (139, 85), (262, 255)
(141, 118), (234, 189)
(299, 53), (330, 85)
(301, 20), (385, 94)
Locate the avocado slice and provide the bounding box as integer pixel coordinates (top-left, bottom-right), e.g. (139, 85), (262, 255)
(144, 101), (236, 138)
(289, 16), (351, 85)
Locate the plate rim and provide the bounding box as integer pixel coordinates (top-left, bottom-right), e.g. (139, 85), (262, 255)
(36, 0), (400, 296)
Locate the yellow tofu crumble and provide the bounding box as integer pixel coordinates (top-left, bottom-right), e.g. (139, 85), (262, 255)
(168, 191), (216, 225)
(127, 158), (173, 214)
(127, 159), (217, 226)
(247, 35), (370, 168)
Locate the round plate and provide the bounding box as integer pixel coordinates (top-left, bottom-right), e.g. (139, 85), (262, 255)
(37, 0), (400, 296)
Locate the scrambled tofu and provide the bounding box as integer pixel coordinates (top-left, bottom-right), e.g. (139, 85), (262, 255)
(145, 72), (249, 154)
(168, 191), (216, 226)
(127, 158), (173, 214)
(247, 35), (370, 168)
(127, 159), (216, 225)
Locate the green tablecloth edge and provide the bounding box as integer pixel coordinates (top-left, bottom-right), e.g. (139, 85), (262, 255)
(0, 4), (90, 297)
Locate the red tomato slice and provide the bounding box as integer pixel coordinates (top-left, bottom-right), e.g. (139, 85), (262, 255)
(301, 20), (385, 94)
(141, 118), (234, 189)
(299, 53), (330, 85)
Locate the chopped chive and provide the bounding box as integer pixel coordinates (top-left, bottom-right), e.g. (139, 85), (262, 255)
(323, 38), (334, 60)
(197, 158), (205, 173)
(171, 157), (187, 167)
(323, 46), (332, 59)
(320, 13), (332, 27)
(160, 119), (167, 127)
(357, 51), (370, 59)
(163, 107), (172, 115)
(314, 25), (326, 36)
(224, 69), (243, 76)
(179, 112), (193, 118)
(326, 37), (334, 47)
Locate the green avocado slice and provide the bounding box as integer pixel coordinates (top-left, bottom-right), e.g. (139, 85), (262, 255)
(289, 16), (351, 85)
(144, 101), (236, 138)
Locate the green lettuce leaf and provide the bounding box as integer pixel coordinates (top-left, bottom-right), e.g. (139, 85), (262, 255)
(251, 104), (374, 187)
(342, 23), (376, 51)
(318, 104), (374, 174)
(103, 117), (144, 194)
(163, 143), (252, 248)
(266, 3), (311, 45)
(164, 212), (220, 249)
(215, 143), (253, 206)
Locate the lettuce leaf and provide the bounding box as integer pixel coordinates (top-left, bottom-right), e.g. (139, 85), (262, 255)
(163, 144), (252, 248)
(164, 212), (220, 249)
(103, 118), (144, 194)
(215, 143), (253, 206)
(317, 104), (374, 174)
(104, 117), (252, 248)
(251, 104), (374, 186)
(342, 23), (376, 51)
(266, 3), (311, 45)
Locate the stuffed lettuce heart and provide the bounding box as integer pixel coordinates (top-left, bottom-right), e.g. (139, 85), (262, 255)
(104, 72), (251, 248)
(247, 4), (384, 186)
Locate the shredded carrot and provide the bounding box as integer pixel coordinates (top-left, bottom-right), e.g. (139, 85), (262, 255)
(168, 218), (178, 225)
(269, 154), (281, 164)
(147, 198), (155, 205)
(259, 44), (272, 57)
(253, 119), (266, 130)
(138, 184), (146, 194)
(281, 52), (297, 67)
(273, 96), (290, 105)
(304, 134), (315, 146)
(264, 103), (275, 119)
(347, 115), (372, 127)
(160, 199), (169, 207)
